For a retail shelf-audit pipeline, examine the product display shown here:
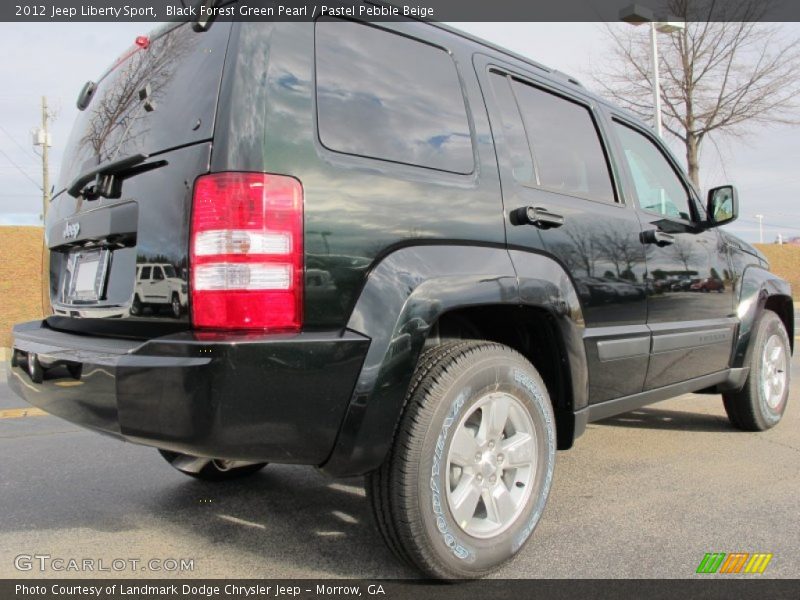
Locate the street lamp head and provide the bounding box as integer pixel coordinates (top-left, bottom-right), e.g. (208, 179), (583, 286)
(655, 20), (685, 34)
(619, 3), (655, 24)
(619, 3), (686, 32)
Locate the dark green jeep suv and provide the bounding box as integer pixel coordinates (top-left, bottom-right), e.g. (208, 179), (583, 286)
(9, 15), (792, 578)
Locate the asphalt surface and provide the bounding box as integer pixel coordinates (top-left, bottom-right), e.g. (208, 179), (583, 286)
(1, 355), (798, 579)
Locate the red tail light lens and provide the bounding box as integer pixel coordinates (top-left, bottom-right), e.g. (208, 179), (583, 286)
(190, 172), (303, 331)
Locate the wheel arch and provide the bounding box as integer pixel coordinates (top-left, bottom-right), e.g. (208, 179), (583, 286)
(427, 304), (579, 451)
(320, 244), (587, 477)
(731, 265), (794, 371)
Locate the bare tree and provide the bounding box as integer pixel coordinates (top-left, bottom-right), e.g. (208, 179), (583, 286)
(594, 0), (800, 187)
(563, 224), (601, 278)
(599, 226), (642, 280)
(672, 237), (696, 274)
(81, 32), (195, 162)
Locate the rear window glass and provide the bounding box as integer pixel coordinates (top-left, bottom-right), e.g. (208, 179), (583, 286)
(57, 22), (230, 191)
(315, 19), (473, 174)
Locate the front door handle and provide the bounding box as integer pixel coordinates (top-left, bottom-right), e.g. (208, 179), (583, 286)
(510, 206), (565, 230)
(640, 229), (676, 247)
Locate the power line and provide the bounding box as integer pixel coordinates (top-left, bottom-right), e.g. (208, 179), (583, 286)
(0, 124), (39, 163)
(738, 219), (800, 233)
(0, 147), (41, 191)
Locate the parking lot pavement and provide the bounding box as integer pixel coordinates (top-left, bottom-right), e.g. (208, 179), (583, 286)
(1, 358), (798, 580)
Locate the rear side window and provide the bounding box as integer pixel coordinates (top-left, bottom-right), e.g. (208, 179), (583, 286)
(153, 267), (164, 281)
(491, 73), (615, 203)
(315, 20), (473, 174)
(488, 72), (535, 183)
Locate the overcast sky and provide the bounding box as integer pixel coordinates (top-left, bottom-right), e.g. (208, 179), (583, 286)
(0, 21), (798, 243)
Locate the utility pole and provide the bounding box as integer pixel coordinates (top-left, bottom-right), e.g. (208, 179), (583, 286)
(33, 96), (52, 222)
(755, 214), (764, 244)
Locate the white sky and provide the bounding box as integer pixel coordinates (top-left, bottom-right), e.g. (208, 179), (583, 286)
(0, 21), (798, 243)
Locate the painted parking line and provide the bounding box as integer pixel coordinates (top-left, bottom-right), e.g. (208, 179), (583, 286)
(0, 407), (48, 420)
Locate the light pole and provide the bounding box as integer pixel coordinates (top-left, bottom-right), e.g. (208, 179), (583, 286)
(619, 4), (685, 138)
(755, 214), (764, 243)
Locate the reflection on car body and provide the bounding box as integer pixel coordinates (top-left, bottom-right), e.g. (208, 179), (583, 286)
(132, 262), (187, 318)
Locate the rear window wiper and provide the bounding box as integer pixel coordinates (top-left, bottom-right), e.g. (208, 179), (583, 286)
(67, 153), (149, 199)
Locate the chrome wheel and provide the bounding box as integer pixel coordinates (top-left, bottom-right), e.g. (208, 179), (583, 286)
(761, 334), (787, 410)
(445, 391), (536, 539)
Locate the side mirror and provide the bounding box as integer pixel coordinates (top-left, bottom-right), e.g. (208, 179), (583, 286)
(706, 185), (738, 227)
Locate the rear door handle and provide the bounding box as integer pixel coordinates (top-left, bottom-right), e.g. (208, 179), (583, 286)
(640, 229), (675, 247)
(510, 206), (565, 230)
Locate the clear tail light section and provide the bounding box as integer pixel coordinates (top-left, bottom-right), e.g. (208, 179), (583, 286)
(190, 172), (303, 331)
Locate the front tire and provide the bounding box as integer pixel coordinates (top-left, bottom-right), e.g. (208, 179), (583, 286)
(159, 450), (267, 481)
(130, 294), (143, 316)
(171, 293), (182, 319)
(366, 341), (556, 579)
(723, 310), (791, 431)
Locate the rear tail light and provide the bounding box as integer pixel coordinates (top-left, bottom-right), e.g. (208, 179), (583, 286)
(190, 172), (303, 331)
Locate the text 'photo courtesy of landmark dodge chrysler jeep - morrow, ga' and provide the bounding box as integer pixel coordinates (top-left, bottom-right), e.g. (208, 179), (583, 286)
(8, 13), (793, 579)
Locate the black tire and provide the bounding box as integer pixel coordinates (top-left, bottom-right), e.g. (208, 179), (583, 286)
(66, 364), (82, 380)
(158, 450), (267, 481)
(28, 354), (44, 383)
(170, 293), (182, 319)
(723, 310), (791, 431)
(366, 341), (556, 579)
(130, 294), (143, 316)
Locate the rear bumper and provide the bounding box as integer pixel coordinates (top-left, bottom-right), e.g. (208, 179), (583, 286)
(9, 320), (370, 464)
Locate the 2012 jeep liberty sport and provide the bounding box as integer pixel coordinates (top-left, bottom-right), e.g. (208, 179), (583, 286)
(8, 14), (792, 579)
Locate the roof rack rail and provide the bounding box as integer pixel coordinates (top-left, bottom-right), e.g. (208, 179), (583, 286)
(551, 70), (583, 87)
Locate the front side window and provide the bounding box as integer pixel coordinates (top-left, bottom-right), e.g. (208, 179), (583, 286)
(153, 267), (165, 281)
(140, 266), (152, 280)
(613, 122), (692, 221)
(315, 19), (473, 174)
(510, 79), (615, 203)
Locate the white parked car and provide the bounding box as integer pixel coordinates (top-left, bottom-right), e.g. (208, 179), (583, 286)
(132, 263), (187, 319)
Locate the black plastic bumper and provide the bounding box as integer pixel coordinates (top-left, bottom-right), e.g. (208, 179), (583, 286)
(9, 321), (370, 464)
